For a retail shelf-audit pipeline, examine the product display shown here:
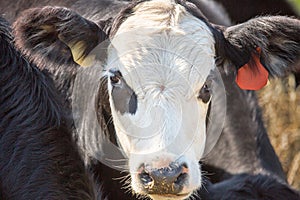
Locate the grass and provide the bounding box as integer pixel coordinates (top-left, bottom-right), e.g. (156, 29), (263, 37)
(289, 0), (300, 13)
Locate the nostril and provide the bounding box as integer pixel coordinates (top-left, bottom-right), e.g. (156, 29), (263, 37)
(174, 172), (188, 185)
(174, 163), (189, 186)
(181, 163), (189, 174)
(181, 163), (188, 170)
(139, 170), (154, 188)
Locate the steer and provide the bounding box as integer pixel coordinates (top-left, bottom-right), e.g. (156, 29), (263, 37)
(12, 0), (300, 199)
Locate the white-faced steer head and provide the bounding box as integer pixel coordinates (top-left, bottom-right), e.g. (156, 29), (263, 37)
(14, 0), (300, 199)
(107, 4), (214, 197)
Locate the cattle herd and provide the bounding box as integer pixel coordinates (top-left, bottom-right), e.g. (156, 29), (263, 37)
(1, 0), (300, 200)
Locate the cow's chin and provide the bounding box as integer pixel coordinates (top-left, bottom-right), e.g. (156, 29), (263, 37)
(149, 193), (192, 200)
(132, 186), (196, 200)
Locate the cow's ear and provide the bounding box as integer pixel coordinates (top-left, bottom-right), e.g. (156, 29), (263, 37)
(218, 16), (300, 90)
(13, 6), (108, 67)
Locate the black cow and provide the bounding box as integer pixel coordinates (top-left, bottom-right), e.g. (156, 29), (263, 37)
(0, 17), (97, 199)
(5, 0), (300, 199)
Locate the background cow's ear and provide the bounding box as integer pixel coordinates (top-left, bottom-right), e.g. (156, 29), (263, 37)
(216, 16), (300, 90)
(223, 16), (300, 77)
(13, 6), (107, 67)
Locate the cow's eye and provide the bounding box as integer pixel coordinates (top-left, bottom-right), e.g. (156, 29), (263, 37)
(198, 82), (211, 104)
(109, 70), (122, 86)
(110, 75), (121, 85)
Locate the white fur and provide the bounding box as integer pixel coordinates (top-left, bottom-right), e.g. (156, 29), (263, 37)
(106, 0), (216, 198)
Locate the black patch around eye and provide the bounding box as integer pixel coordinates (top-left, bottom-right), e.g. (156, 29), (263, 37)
(198, 82), (211, 104)
(111, 77), (138, 115)
(128, 92), (137, 114)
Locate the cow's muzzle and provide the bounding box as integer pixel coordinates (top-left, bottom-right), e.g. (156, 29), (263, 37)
(137, 162), (189, 195)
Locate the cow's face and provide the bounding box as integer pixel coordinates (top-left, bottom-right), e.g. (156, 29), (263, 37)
(106, 1), (215, 198)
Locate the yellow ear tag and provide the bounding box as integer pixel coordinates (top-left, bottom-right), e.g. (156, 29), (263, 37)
(69, 41), (95, 67)
(40, 25), (55, 32)
(58, 33), (96, 67)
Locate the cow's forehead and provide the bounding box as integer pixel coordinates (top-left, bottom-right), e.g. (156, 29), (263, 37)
(106, 0), (216, 97)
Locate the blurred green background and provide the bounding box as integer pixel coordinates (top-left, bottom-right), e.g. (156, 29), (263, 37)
(289, 0), (300, 12)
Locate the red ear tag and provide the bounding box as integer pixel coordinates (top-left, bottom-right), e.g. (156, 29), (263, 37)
(235, 47), (269, 90)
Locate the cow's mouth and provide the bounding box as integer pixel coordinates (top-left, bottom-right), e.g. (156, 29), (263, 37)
(149, 193), (191, 200)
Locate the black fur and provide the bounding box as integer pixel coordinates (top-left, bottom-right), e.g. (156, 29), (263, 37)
(222, 174), (299, 200)
(224, 16), (300, 77)
(13, 6), (106, 67)
(199, 70), (300, 199)
(0, 17), (95, 199)
(12, 4), (135, 200)
(215, 0), (298, 24)
(199, 174), (300, 200)
(215, 0), (300, 86)
(202, 71), (285, 181)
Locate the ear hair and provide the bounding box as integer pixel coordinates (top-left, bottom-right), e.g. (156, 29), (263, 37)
(223, 16), (300, 77)
(13, 6), (107, 67)
(212, 24), (251, 73)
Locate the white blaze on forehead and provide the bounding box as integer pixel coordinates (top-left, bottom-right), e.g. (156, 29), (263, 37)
(107, 0), (216, 96)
